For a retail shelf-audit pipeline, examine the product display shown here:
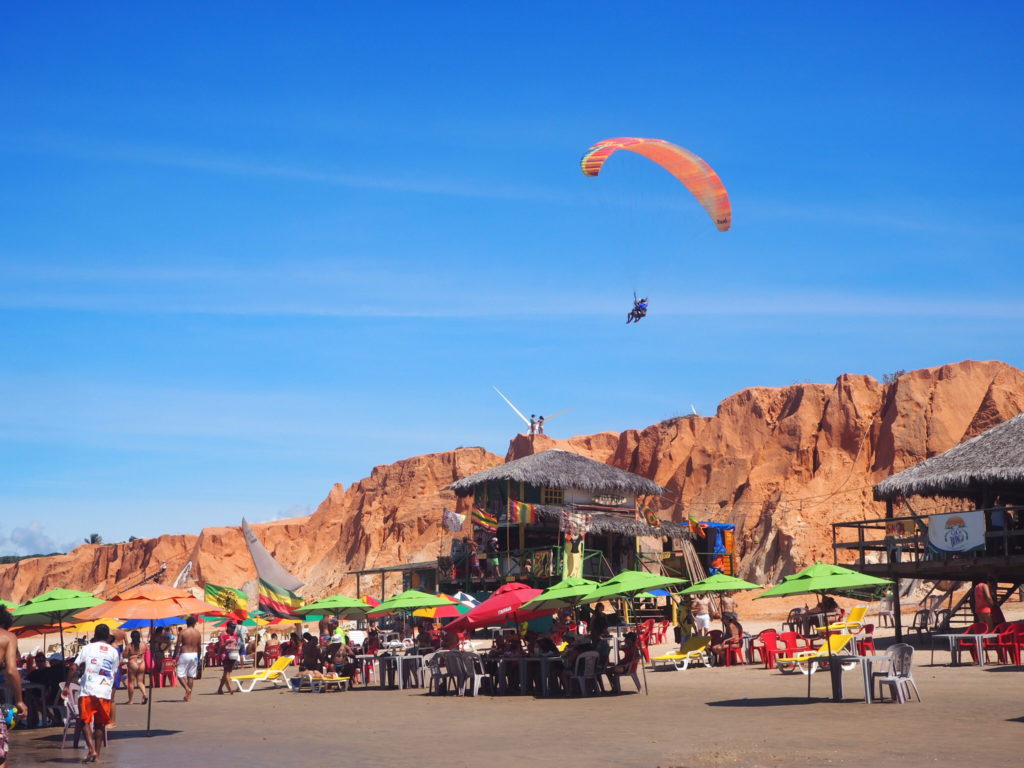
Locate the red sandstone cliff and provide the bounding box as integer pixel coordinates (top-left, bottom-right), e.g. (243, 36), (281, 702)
(2, 360), (1022, 602)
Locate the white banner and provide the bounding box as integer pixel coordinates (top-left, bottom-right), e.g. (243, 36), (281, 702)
(928, 511), (986, 554)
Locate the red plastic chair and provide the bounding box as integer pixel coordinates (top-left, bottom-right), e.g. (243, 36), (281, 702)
(204, 642), (222, 668)
(778, 631), (813, 653)
(638, 619), (656, 663)
(721, 644), (745, 666)
(160, 656), (178, 687)
(855, 623), (876, 655)
(262, 645), (281, 668)
(748, 629), (777, 666)
(987, 624), (1023, 665)
(957, 622), (989, 664)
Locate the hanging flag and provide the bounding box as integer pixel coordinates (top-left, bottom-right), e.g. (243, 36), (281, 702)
(688, 514), (706, 538)
(638, 503), (661, 528)
(241, 518), (304, 619)
(204, 583), (248, 614)
(559, 508), (590, 579)
(509, 500), (538, 524)
(442, 508), (466, 532)
(472, 506), (498, 532)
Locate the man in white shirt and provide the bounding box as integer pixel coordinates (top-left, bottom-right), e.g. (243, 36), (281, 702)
(65, 624), (120, 764)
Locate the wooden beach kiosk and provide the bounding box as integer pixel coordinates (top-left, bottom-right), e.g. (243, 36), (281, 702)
(833, 412), (1024, 640)
(440, 449), (696, 592)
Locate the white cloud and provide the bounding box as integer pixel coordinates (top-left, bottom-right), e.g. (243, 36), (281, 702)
(3, 522), (64, 557)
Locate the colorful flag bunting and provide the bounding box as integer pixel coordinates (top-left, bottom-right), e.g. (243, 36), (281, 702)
(638, 503), (661, 528)
(472, 506), (498, 532)
(442, 507), (466, 532)
(257, 578), (304, 620)
(204, 583), (248, 614)
(241, 518), (304, 619)
(509, 500), (538, 524)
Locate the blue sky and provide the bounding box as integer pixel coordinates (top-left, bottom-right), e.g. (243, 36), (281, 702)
(1, 3), (1022, 555)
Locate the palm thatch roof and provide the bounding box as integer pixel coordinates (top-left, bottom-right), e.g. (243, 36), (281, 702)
(448, 449), (665, 497)
(874, 412), (1024, 501)
(530, 504), (688, 539)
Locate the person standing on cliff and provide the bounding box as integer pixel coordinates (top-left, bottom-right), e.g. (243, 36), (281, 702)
(1, 606), (27, 768)
(174, 616), (202, 702)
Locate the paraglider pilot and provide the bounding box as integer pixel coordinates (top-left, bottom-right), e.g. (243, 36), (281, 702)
(626, 296), (648, 324)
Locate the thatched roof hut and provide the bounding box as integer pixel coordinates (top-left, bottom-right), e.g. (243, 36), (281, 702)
(448, 449), (665, 497)
(874, 412), (1024, 502)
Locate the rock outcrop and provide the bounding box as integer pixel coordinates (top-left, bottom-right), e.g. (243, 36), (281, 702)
(2, 360), (1022, 602)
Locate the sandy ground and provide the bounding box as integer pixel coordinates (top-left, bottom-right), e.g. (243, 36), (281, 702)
(9, 626), (1024, 768)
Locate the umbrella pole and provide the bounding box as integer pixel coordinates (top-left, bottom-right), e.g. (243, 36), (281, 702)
(146, 619), (154, 735)
(59, 622), (66, 659)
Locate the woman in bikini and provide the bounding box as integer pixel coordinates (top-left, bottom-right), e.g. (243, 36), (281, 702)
(124, 630), (148, 705)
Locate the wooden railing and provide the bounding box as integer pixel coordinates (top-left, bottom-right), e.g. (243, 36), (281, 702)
(832, 505), (1024, 567)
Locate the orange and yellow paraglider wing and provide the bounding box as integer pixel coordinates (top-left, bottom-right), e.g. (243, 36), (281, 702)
(579, 137), (731, 232)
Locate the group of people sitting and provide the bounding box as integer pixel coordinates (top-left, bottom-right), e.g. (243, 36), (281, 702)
(479, 603), (641, 695)
(677, 592), (745, 666)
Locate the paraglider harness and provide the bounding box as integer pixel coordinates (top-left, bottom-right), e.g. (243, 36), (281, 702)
(626, 293), (648, 324)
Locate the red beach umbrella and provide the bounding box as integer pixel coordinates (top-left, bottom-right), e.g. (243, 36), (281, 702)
(444, 583), (549, 632)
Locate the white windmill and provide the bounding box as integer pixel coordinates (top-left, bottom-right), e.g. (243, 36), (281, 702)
(492, 386), (575, 436)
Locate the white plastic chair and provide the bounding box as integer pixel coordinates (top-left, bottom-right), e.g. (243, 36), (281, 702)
(569, 651), (601, 697)
(465, 653), (494, 697)
(872, 643), (921, 704)
(59, 683), (82, 750)
(874, 597), (895, 628)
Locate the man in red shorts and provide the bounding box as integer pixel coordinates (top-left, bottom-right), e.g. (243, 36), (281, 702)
(65, 624), (120, 763)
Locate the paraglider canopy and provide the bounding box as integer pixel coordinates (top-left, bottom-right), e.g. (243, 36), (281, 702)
(580, 137), (731, 232)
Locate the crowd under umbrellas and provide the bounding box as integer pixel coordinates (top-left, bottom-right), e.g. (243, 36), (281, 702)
(9, 555), (991, 759)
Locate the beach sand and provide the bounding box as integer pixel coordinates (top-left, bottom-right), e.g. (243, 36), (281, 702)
(9, 635), (1023, 768)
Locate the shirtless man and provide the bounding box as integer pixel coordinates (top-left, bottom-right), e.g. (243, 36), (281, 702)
(689, 594), (711, 636)
(720, 592), (739, 625)
(0, 607), (27, 768)
(174, 616), (203, 702)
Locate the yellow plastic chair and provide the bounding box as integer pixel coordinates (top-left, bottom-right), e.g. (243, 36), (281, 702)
(776, 633), (855, 675)
(651, 636), (711, 671)
(230, 654), (294, 692)
(817, 604), (868, 634)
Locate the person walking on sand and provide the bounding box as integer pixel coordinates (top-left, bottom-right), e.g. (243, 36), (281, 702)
(123, 631), (148, 705)
(690, 594), (711, 636)
(1, 606), (27, 768)
(216, 621), (241, 695)
(65, 624), (120, 764)
(174, 616), (202, 702)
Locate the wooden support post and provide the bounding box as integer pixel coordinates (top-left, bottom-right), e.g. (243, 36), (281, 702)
(893, 577), (903, 642)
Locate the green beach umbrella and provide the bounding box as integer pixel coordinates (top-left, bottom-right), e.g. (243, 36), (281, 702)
(755, 562), (891, 700)
(522, 577), (600, 611)
(368, 589), (453, 615)
(681, 573), (763, 594)
(12, 588), (103, 656)
(295, 594), (372, 619)
(579, 570), (687, 604)
(0, 599), (20, 611)
(754, 562), (890, 600)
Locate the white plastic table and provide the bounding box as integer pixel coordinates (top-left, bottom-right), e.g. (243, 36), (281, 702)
(931, 634), (998, 666)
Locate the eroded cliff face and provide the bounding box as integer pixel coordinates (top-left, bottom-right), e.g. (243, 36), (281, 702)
(2, 360), (1022, 602)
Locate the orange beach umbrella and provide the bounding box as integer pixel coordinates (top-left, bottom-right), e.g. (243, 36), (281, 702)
(75, 583), (221, 734)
